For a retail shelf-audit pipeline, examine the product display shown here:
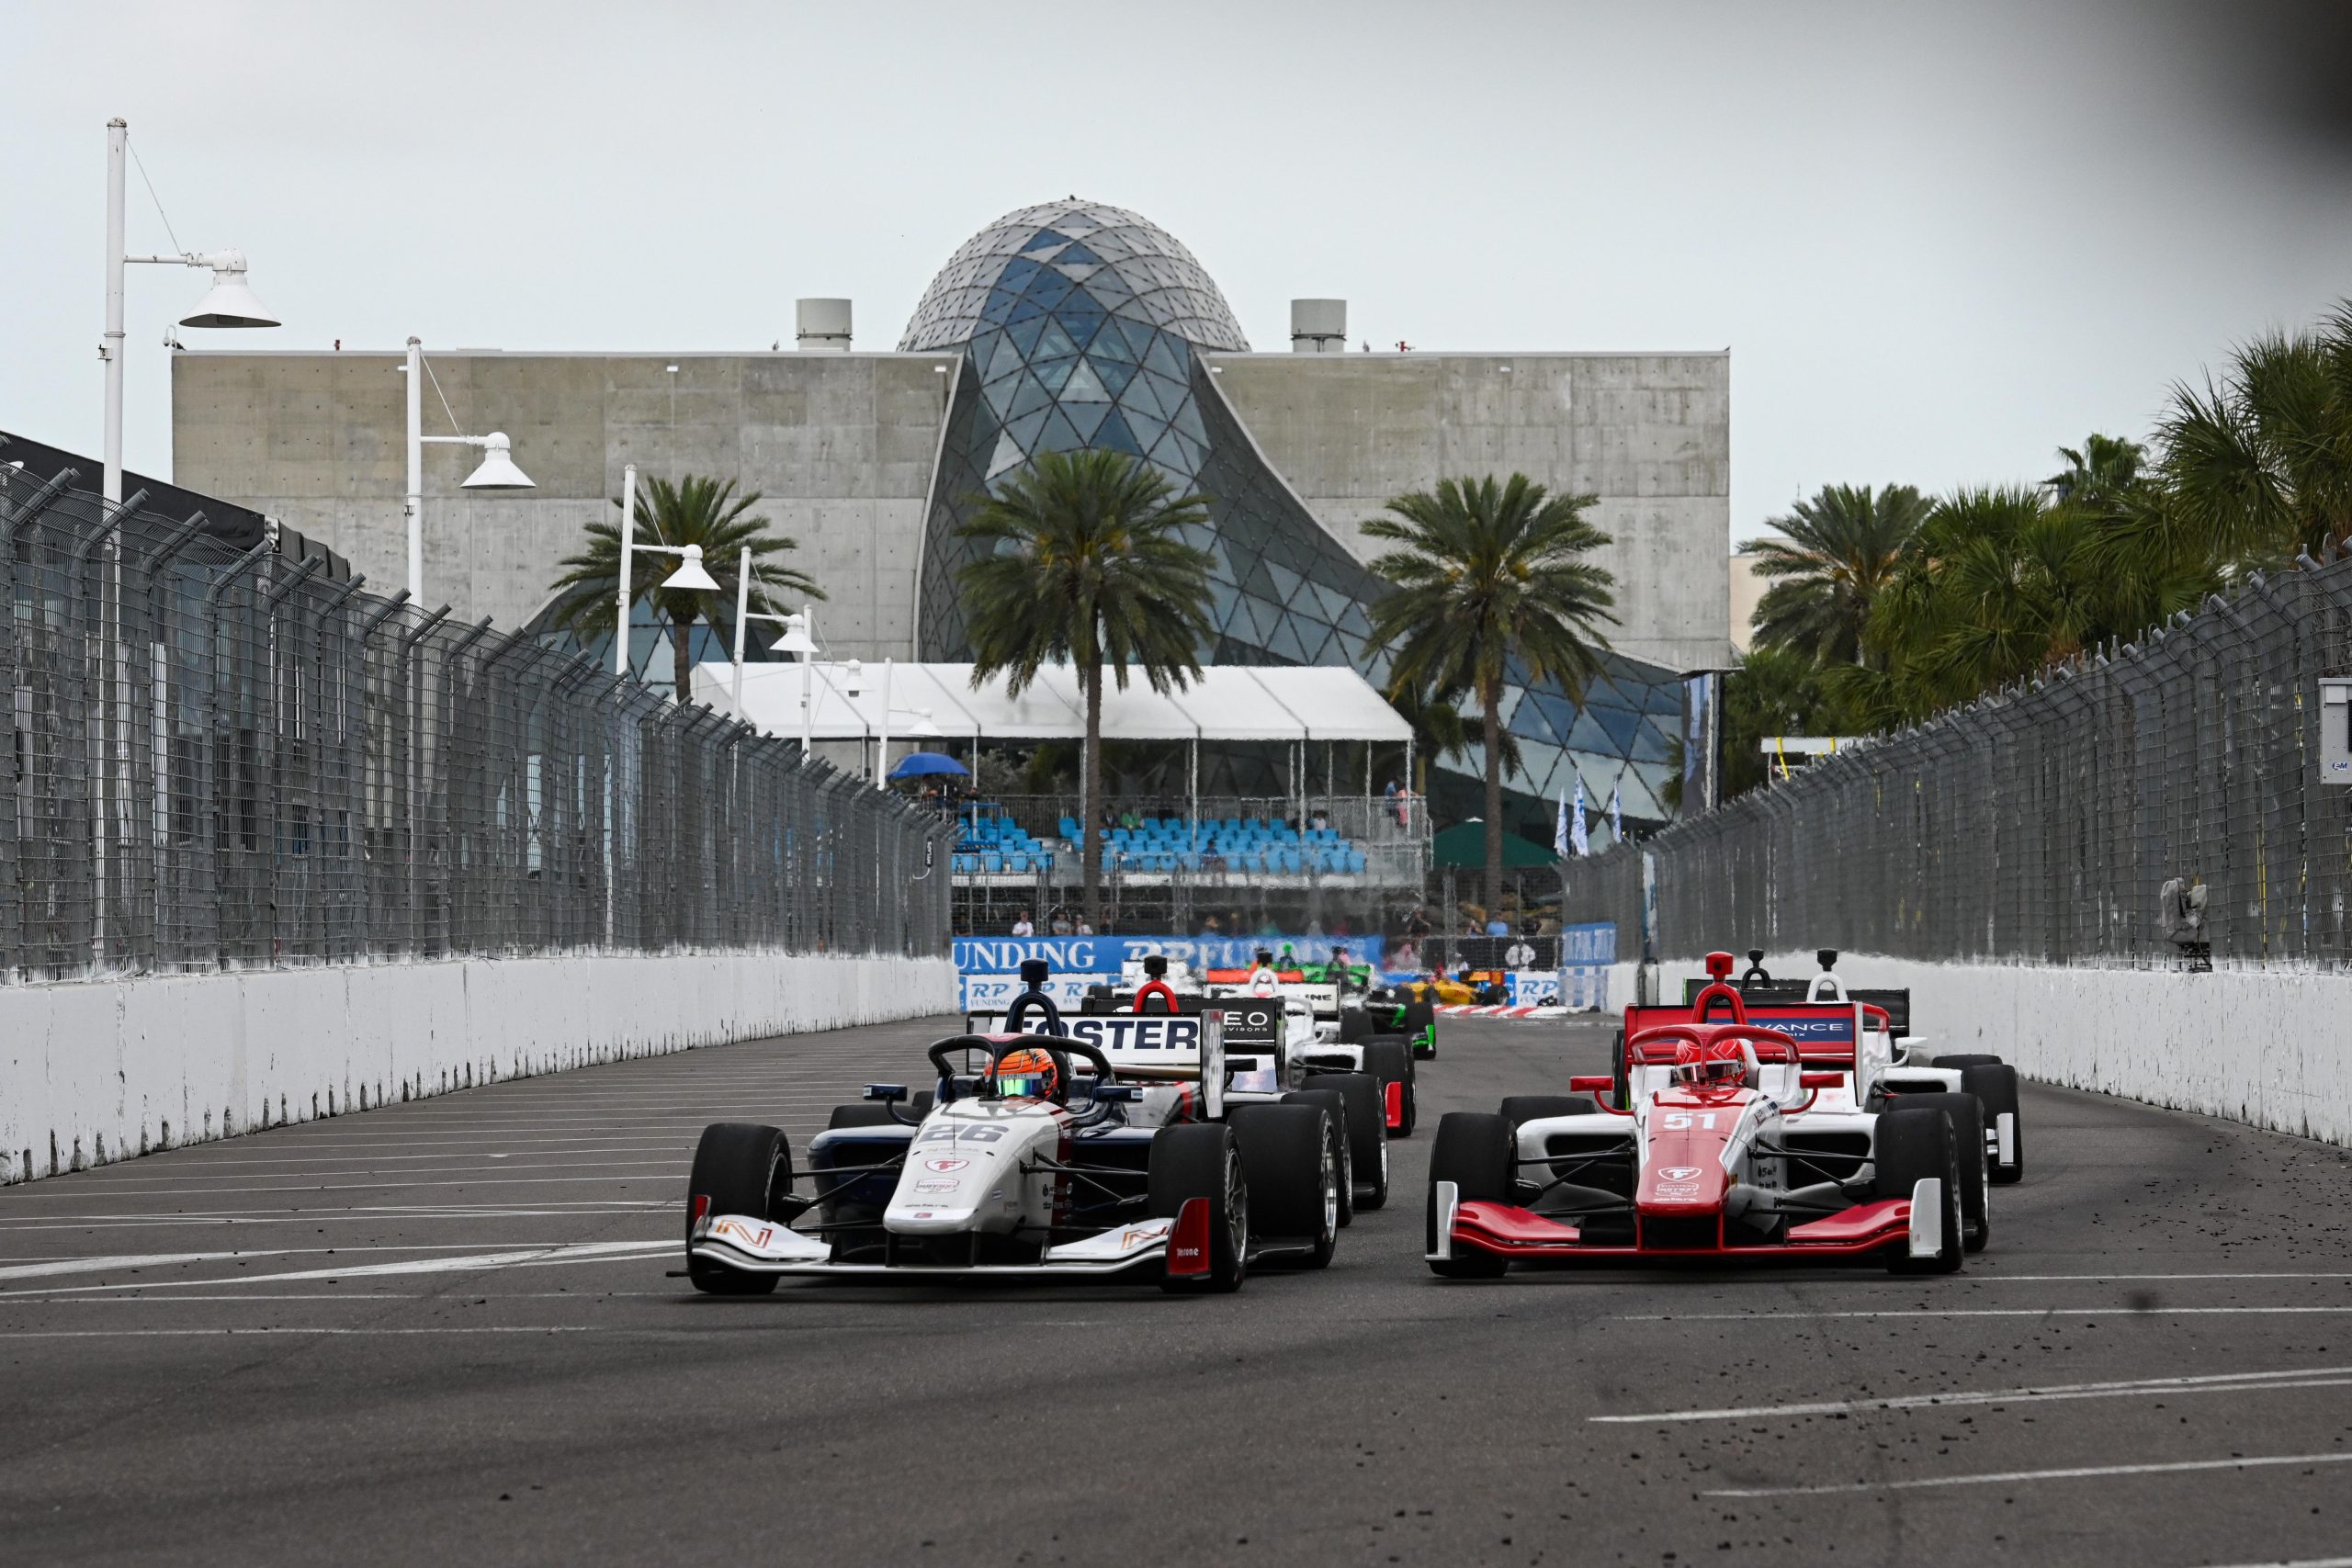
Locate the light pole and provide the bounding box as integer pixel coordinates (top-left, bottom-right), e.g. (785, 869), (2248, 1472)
(611, 457), (722, 697)
(103, 117), (280, 508)
(403, 336), (535, 604)
(727, 543), (820, 750)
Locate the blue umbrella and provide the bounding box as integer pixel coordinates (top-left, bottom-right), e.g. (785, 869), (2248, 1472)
(888, 751), (970, 781)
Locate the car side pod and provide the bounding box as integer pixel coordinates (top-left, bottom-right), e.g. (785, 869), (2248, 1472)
(1166, 1196), (1215, 1278)
(1907, 1178), (1945, 1260)
(1427, 1179), (1460, 1262)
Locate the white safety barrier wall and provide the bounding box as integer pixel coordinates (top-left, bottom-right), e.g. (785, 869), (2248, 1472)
(0, 951), (956, 1185)
(1743, 953), (2352, 1148)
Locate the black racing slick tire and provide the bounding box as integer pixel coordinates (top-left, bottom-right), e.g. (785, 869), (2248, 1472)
(1229, 1103), (1339, 1269)
(1283, 1087), (1355, 1225)
(1148, 1123), (1249, 1293)
(1306, 1069), (1388, 1212)
(1363, 1041), (1417, 1138)
(1426, 1111), (1512, 1279)
(1899, 1091), (1990, 1252)
(1959, 1063), (2024, 1185)
(826, 1103), (898, 1129)
(1875, 1106), (1964, 1275)
(685, 1122), (790, 1295)
(1932, 1054), (2005, 1069)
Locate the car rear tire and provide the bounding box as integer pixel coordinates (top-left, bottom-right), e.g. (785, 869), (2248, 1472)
(1932, 1054), (2005, 1069)
(1875, 1106), (1964, 1275)
(1283, 1087), (1354, 1225)
(826, 1103), (898, 1129)
(1230, 1104), (1338, 1269)
(1498, 1094), (1600, 1127)
(1363, 1041), (1417, 1138)
(1426, 1111), (1512, 1279)
(1897, 1091), (1990, 1252)
(1959, 1063), (2024, 1185)
(1148, 1123), (1248, 1293)
(1306, 1069), (1388, 1212)
(685, 1122), (790, 1295)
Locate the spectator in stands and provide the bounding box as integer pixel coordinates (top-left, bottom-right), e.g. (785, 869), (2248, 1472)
(1392, 937), (1419, 972)
(1310, 807), (1329, 832)
(1200, 912), (1223, 938)
(1075, 915), (1095, 936)
(1504, 934), (1535, 970)
(1486, 916), (1510, 938)
(1405, 904), (1431, 940)
(1118, 807), (1141, 830)
(1049, 908), (1075, 936)
(1011, 908), (1035, 937)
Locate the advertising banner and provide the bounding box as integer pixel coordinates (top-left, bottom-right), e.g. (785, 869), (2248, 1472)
(954, 934), (1387, 975)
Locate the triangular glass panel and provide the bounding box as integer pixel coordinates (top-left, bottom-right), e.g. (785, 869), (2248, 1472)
(1094, 407), (1144, 456)
(1093, 356), (1136, 396)
(1063, 358), (1110, 402)
(1005, 373), (1052, 424)
(1002, 406), (1051, 453)
(1035, 409), (1086, 452)
(1061, 400), (1112, 442)
(986, 431), (1025, 479)
(1035, 317), (1078, 360)
(1033, 356), (1077, 395)
(1020, 230), (1068, 254)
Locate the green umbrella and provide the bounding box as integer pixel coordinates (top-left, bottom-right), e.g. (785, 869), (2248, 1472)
(1430, 820), (1559, 870)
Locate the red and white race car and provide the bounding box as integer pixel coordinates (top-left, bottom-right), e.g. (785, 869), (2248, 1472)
(1425, 955), (1992, 1276)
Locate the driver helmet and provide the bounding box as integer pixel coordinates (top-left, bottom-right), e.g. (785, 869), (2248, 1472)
(990, 1045), (1066, 1103)
(1672, 1038), (1758, 1089)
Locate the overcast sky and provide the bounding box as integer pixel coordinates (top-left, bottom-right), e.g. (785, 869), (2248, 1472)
(6, 1), (2348, 545)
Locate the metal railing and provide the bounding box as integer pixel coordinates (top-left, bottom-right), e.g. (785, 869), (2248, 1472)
(0, 461), (955, 980)
(1563, 547), (2352, 968)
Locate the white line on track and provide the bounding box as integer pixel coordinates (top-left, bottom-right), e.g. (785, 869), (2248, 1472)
(4, 1171), (687, 1198)
(1, 1240), (676, 1294)
(0, 1208), (668, 1233)
(0, 1240), (669, 1284)
(1593, 1366), (2352, 1422)
(1623, 1308), (2352, 1321)
(2194, 1558), (2352, 1567)
(1702, 1450), (2352, 1498)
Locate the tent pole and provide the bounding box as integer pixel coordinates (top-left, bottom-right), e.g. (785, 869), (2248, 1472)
(1188, 736), (1198, 842)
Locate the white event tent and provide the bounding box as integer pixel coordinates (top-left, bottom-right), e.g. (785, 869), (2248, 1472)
(690, 658), (1415, 819)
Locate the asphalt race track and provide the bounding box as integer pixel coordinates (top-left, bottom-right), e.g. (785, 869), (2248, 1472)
(5, 1013), (2350, 1568)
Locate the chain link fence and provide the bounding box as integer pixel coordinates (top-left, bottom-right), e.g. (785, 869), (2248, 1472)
(0, 460), (954, 982)
(1565, 549), (2352, 968)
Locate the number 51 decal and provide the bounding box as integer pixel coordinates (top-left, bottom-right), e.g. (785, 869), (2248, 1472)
(1662, 1111), (1723, 1131)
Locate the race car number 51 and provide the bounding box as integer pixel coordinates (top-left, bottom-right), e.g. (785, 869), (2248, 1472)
(1663, 1112), (1724, 1131)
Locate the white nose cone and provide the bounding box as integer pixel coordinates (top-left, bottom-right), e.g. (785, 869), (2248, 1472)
(460, 433), (536, 491)
(179, 254), (279, 329)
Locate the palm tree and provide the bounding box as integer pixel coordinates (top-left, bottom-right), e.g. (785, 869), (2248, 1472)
(1363, 474), (1616, 916)
(1744, 483), (1930, 667)
(2157, 307), (2352, 564)
(544, 475), (820, 702)
(956, 448), (1216, 929)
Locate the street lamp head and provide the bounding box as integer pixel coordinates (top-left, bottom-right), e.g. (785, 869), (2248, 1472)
(659, 543), (722, 593)
(178, 251), (280, 329)
(843, 659), (863, 698)
(460, 432), (536, 490)
(775, 610), (820, 657)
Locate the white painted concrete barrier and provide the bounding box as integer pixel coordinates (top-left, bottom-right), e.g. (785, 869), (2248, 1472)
(1579, 950), (2351, 1147)
(0, 951), (956, 1185)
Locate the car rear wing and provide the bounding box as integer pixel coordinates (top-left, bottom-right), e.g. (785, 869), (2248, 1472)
(964, 1007), (1230, 1116)
(1680, 977), (1911, 1035)
(1624, 999), (1879, 1066)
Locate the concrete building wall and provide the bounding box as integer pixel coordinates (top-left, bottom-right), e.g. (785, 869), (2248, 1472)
(1207, 352), (1732, 672)
(173, 351), (957, 658)
(1728, 549), (1772, 654)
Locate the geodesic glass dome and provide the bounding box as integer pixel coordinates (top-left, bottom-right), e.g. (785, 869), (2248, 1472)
(904, 197), (1685, 829)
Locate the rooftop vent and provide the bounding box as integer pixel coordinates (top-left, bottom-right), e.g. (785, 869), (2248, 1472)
(1290, 299), (1346, 354)
(796, 299), (852, 352)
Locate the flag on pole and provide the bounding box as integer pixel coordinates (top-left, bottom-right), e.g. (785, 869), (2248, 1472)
(1610, 782), (1623, 848)
(1570, 778), (1589, 857)
(1554, 788), (1570, 859)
